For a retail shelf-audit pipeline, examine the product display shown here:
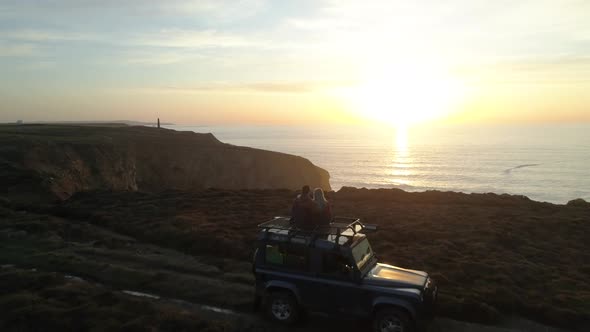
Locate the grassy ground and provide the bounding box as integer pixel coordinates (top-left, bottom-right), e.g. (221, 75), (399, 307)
(1, 188), (589, 331)
(0, 203), (254, 312)
(4, 266), (564, 332)
(0, 267), (235, 332)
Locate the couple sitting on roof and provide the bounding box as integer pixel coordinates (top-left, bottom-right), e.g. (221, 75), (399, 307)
(291, 185), (332, 229)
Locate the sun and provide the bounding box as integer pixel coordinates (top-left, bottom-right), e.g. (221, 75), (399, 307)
(349, 62), (463, 128)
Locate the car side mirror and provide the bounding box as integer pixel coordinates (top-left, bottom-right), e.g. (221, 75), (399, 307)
(342, 265), (358, 281)
(341, 264), (352, 273)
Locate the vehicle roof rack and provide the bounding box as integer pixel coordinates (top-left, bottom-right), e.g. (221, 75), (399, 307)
(257, 216), (377, 246)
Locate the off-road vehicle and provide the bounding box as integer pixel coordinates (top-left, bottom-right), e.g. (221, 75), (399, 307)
(253, 217), (437, 332)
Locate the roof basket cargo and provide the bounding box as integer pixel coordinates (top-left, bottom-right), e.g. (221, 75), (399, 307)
(257, 216), (377, 246)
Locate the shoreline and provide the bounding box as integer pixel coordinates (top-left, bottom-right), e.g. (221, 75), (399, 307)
(166, 124), (590, 205)
(330, 185), (586, 206)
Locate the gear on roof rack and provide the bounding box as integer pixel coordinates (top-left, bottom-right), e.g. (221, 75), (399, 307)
(257, 216), (377, 246)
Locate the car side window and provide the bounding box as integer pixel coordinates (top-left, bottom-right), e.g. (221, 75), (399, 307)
(265, 244), (308, 271)
(265, 244), (284, 265)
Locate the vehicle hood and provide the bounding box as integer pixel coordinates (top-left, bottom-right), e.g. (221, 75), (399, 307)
(363, 263), (428, 289)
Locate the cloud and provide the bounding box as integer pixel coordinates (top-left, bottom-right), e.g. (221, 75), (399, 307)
(133, 29), (263, 49)
(0, 29), (100, 45)
(124, 52), (200, 65)
(129, 28), (311, 52)
(18, 60), (56, 70)
(157, 0), (268, 20)
(158, 81), (355, 94)
(0, 0), (268, 23)
(284, 0), (590, 62)
(285, 17), (355, 31)
(499, 55), (590, 71)
(0, 29), (101, 59)
(459, 55), (590, 85)
(0, 42), (36, 57)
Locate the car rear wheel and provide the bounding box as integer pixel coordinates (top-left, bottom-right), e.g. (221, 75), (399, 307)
(373, 307), (413, 332)
(265, 291), (300, 325)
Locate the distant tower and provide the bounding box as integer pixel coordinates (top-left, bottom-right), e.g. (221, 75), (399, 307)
(157, 118), (160, 128)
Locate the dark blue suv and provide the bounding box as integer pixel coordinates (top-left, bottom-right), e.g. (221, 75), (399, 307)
(253, 217), (437, 332)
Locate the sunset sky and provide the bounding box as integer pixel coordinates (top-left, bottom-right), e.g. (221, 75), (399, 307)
(1, 0), (589, 126)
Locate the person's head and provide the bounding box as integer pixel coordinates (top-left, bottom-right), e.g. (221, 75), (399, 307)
(313, 188), (328, 207)
(301, 185), (311, 197)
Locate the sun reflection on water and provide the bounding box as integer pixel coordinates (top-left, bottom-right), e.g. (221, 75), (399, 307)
(388, 126), (412, 185)
(396, 126), (409, 156)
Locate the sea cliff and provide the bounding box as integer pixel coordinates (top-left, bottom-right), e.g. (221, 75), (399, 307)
(0, 124), (330, 201)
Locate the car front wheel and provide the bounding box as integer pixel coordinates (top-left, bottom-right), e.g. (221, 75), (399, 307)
(373, 307), (413, 332)
(265, 291), (300, 325)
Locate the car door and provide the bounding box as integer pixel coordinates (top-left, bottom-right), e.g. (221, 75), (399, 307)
(261, 242), (321, 309)
(316, 251), (367, 316)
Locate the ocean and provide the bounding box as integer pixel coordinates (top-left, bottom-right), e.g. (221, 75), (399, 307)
(165, 124), (590, 204)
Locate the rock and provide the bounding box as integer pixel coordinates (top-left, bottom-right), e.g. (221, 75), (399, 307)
(567, 198), (590, 208)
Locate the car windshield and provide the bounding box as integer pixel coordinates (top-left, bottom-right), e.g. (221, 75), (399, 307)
(351, 238), (373, 269)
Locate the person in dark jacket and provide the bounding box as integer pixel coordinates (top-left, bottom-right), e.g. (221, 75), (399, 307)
(291, 185), (315, 228)
(312, 188), (332, 225)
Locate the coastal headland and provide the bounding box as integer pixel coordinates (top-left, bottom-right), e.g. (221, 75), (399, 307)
(0, 124), (330, 201)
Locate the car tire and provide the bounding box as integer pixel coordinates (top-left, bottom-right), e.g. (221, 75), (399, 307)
(373, 307), (413, 332)
(265, 291), (300, 325)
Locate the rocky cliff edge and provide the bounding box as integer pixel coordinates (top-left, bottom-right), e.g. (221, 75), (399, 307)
(0, 124), (330, 201)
